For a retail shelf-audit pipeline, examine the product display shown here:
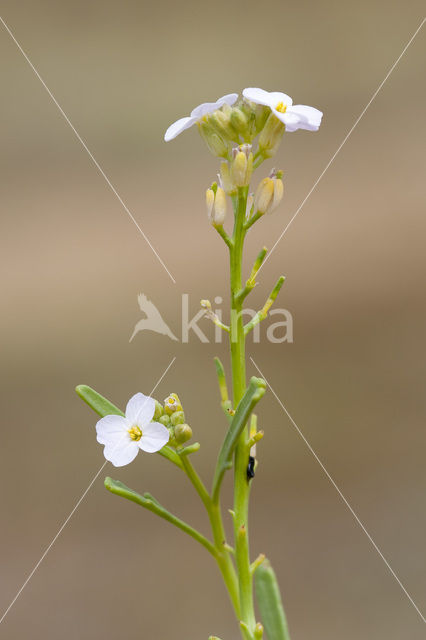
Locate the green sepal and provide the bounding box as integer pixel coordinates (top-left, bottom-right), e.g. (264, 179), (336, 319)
(254, 559), (291, 640)
(211, 376), (266, 502)
(75, 384), (183, 469)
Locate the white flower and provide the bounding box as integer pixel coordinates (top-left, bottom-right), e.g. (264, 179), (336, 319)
(96, 392), (169, 467)
(164, 93), (238, 142)
(243, 88), (322, 132)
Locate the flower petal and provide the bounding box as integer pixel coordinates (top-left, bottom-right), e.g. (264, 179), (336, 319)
(96, 414), (128, 445)
(125, 392), (156, 426)
(190, 93), (238, 119)
(138, 421), (170, 453)
(164, 116), (197, 142)
(103, 437), (139, 467)
(270, 108), (300, 129)
(285, 105), (323, 132)
(217, 93), (239, 107)
(243, 88), (293, 109)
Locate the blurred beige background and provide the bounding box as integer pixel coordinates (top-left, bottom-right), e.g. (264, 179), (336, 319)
(1, 1), (425, 638)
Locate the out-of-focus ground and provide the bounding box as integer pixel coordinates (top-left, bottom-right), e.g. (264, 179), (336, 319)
(0, 1), (425, 638)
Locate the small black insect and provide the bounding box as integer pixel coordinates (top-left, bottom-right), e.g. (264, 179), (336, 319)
(247, 456), (255, 480)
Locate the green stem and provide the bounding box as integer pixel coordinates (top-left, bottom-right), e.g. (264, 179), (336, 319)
(179, 454), (240, 616)
(230, 187), (257, 634)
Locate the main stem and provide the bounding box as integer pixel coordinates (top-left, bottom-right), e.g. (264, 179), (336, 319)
(230, 187), (257, 634)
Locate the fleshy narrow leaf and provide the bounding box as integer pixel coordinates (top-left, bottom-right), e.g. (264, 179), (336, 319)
(212, 376), (266, 501)
(105, 477), (216, 556)
(255, 559), (290, 640)
(76, 384), (123, 418)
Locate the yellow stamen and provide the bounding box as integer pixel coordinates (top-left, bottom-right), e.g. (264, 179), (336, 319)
(128, 425), (142, 441)
(275, 102), (287, 114)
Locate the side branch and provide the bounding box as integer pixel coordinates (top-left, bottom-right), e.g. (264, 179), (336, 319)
(235, 247), (268, 303)
(105, 477), (217, 557)
(244, 276), (285, 335)
(214, 356), (233, 418)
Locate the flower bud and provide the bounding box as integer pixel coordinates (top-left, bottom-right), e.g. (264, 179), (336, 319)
(258, 112), (285, 157)
(206, 188), (215, 219)
(230, 107), (249, 137)
(170, 410), (185, 426)
(174, 423), (193, 445)
(254, 177), (274, 214)
(231, 151), (247, 187)
(220, 162), (236, 195)
(269, 176), (284, 213)
(198, 122), (228, 158)
(158, 414), (171, 427)
(213, 187), (227, 226)
(209, 108), (237, 142)
(153, 400), (164, 421)
(164, 393), (182, 415)
(231, 145), (253, 187)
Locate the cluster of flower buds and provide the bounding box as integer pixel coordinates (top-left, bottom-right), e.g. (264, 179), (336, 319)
(154, 393), (193, 447)
(197, 101), (272, 158)
(206, 182), (227, 226)
(253, 170), (284, 215)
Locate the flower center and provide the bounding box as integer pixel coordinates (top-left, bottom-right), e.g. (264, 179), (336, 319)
(128, 425), (142, 441)
(275, 101), (287, 114)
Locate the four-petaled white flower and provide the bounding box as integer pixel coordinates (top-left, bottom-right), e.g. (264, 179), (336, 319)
(243, 88), (322, 132)
(96, 392), (169, 467)
(164, 93), (238, 142)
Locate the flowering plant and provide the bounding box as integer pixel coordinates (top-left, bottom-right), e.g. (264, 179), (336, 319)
(76, 87), (322, 640)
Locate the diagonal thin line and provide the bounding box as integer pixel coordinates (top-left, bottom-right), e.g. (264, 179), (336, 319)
(250, 356), (426, 624)
(0, 356), (176, 625)
(259, 17), (425, 275)
(0, 16), (176, 285)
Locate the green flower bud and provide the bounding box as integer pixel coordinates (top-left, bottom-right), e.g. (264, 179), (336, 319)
(220, 161), (236, 195)
(167, 425), (177, 447)
(258, 112), (285, 157)
(171, 410), (185, 426)
(230, 107), (249, 137)
(208, 108), (237, 142)
(158, 414), (171, 427)
(153, 400), (164, 420)
(198, 122), (228, 158)
(174, 423), (193, 445)
(164, 393), (182, 415)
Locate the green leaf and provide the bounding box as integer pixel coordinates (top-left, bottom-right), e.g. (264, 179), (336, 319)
(254, 559), (291, 640)
(211, 376), (266, 502)
(75, 384), (183, 469)
(75, 384), (123, 417)
(104, 477), (216, 556)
